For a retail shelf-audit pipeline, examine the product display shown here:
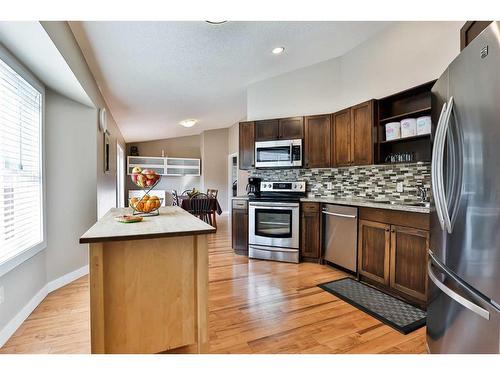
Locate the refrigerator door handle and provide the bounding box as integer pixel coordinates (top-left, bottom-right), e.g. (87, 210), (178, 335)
(428, 250), (495, 320)
(439, 97), (455, 233)
(431, 102), (448, 231)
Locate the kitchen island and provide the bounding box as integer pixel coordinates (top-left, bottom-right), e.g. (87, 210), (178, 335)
(79, 206), (215, 354)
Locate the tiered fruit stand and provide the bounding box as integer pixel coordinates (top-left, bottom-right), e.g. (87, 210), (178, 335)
(129, 167), (163, 216)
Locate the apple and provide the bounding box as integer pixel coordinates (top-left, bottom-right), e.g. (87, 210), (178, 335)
(137, 174), (146, 187)
(146, 179), (155, 187)
(132, 166), (142, 174)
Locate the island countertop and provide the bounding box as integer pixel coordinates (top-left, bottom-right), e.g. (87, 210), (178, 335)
(79, 206), (216, 244)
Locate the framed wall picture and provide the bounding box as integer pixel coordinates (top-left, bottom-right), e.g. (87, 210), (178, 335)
(104, 130), (110, 174)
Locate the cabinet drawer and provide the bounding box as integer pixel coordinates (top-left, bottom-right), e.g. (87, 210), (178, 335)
(301, 202), (320, 213)
(232, 199), (248, 210)
(359, 207), (430, 230)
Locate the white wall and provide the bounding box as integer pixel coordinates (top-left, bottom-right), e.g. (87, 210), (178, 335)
(44, 89), (97, 281)
(200, 128), (229, 212)
(247, 22), (462, 120)
(41, 21), (126, 219)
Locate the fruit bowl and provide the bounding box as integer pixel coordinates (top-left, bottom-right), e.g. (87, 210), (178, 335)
(130, 167), (161, 189)
(129, 195), (163, 216)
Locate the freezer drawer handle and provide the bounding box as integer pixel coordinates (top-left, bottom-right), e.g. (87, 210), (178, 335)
(322, 211), (357, 219)
(427, 260), (490, 320)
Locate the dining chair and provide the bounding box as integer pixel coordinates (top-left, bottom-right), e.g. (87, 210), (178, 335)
(171, 190), (179, 206)
(189, 193), (212, 225)
(206, 189), (219, 229)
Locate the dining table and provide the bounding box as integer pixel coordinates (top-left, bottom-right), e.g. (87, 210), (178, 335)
(178, 195), (222, 215)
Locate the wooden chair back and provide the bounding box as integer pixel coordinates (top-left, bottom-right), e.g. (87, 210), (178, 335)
(206, 189), (218, 199)
(171, 190), (179, 206)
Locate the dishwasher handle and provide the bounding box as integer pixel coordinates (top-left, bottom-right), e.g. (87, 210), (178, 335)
(322, 210), (357, 219)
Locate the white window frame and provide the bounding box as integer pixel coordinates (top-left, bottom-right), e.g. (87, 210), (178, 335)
(0, 44), (46, 278)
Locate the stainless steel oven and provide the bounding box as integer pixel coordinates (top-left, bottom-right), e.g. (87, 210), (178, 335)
(254, 139), (302, 168)
(248, 181), (305, 264)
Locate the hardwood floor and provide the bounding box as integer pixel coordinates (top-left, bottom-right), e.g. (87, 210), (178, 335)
(0, 214), (426, 354)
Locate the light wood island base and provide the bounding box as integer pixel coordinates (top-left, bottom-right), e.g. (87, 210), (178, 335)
(80, 207), (214, 354)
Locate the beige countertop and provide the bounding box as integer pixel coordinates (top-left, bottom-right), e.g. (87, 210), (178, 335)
(300, 196), (430, 214)
(79, 206), (216, 244)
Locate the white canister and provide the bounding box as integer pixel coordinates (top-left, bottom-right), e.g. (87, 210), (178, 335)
(416, 116), (432, 135)
(385, 122), (401, 141)
(401, 118), (417, 138)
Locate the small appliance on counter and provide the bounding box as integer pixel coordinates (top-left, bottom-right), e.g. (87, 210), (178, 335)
(248, 180), (306, 263)
(246, 177), (261, 197)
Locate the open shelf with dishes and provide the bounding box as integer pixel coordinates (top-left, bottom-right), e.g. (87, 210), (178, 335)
(377, 80), (436, 164)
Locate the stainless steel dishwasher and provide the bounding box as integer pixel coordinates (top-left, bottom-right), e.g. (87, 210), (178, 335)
(322, 204), (358, 272)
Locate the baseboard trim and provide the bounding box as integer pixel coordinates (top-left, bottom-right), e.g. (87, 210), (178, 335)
(0, 264), (89, 348)
(47, 265), (89, 293)
(0, 285), (47, 348)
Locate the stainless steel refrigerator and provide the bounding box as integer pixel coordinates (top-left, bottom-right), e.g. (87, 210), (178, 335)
(428, 21), (500, 354)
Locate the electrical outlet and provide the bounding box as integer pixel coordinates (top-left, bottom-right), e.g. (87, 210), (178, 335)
(396, 182), (404, 193)
(0, 286), (4, 305)
(326, 182), (333, 190)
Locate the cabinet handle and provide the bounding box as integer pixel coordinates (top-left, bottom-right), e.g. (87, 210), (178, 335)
(391, 229), (395, 233)
(385, 228), (390, 232)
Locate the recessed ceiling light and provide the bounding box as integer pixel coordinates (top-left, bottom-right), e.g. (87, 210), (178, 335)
(206, 20), (227, 25)
(179, 119), (198, 128)
(272, 46), (285, 55)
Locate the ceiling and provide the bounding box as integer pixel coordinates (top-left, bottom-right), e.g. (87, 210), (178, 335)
(69, 21), (391, 142)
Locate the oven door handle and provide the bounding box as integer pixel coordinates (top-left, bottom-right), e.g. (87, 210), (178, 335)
(249, 202), (299, 208)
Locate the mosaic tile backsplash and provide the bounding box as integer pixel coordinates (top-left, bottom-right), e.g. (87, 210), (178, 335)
(249, 162), (431, 203)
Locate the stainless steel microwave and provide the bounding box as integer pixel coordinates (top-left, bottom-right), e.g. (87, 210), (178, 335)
(254, 139), (302, 168)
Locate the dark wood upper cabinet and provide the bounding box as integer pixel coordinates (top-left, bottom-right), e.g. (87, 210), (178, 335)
(304, 114), (331, 168)
(351, 100), (375, 165)
(460, 21), (492, 51)
(239, 121), (255, 170)
(255, 117), (304, 141)
(390, 225), (429, 301)
(332, 100), (375, 167)
(255, 119), (279, 141)
(279, 117), (304, 139)
(332, 109), (352, 167)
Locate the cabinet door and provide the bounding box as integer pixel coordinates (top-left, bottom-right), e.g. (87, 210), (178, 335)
(239, 121), (255, 170)
(279, 117), (304, 139)
(232, 209), (248, 252)
(390, 225), (429, 302)
(332, 109), (352, 167)
(301, 203), (320, 259)
(351, 101), (374, 166)
(304, 114), (331, 168)
(358, 220), (390, 285)
(255, 119), (280, 141)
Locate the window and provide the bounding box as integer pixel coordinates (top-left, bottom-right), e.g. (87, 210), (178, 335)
(0, 52), (44, 268)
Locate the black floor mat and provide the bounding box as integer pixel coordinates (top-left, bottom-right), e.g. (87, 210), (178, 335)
(318, 277), (426, 334)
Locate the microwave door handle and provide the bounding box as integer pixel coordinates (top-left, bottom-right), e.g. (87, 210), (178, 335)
(431, 102), (448, 231)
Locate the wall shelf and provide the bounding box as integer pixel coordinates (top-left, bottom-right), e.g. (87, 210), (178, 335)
(380, 133), (430, 144)
(377, 80), (436, 164)
(379, 107), (432, 123)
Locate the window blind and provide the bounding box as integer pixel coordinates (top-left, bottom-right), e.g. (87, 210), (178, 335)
(0, 56), (43, 263)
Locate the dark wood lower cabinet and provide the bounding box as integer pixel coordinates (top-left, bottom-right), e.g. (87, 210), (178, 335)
(390, 225), (429, 302)
(358, 220), (391, 286)
(300, 202), (320, 261)
(358, 208), (430, 306)
(231, 200), (248, 254)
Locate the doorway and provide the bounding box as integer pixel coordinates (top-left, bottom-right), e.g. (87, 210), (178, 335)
(117, 143), (125, 207)
(227, 153), (238, 211)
